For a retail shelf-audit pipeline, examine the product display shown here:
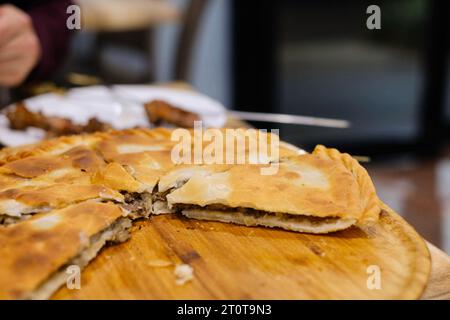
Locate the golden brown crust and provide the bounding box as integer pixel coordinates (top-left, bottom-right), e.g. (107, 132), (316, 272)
(0, 128), (388, 299)
(0, 129), (381, 228)
(0, 134), (101, 165)
(91, 162), (147, 193)
(0, 201), (127, 299)
(0, 144), (124, 218)
(92, 129), (178, 191)
(166, 154), (365, 221)
(312, 145), (381, 224)
(1, 156), (72, 179)
(0, 184), (123, 211)
(0, 146), (106, 180)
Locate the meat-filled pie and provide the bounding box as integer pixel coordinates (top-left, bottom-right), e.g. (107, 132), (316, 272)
(0, 128), (382, 299)
(163, 145), (380, 233)
(0, 201), (131, 299)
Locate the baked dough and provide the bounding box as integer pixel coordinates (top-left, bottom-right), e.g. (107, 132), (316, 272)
(0, 146), (123, 220)
(165, 148), (380, 232)
(0, 201), (131, 299)
(0, 128), (382, 299)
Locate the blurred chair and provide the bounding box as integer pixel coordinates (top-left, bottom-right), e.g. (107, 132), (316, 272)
(173, 0), (208, 80)
(74, 0), (208, 82)
(0, 87), (9, 108)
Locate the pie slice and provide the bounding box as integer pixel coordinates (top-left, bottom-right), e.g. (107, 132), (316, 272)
(0, 146), (123, 225)
(0, 129), (178, 225)
(0, 201), (131, 300)
(163, 145), (380, 233)
(92, 162), (155, 219)
(93, 129), (181, 217)
(0, 127), (385, 300)
(0, 184), (123, 225)
(0, 147), (105, 181)
(154, 164), (233, 215)
(0, 133), (103, 166)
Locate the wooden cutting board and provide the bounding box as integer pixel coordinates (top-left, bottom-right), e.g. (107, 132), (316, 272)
(53, 205), (431, 299)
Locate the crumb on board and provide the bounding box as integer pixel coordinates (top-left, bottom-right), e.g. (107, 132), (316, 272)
(174, 264), (194, 285)
(147, 259), (173, 268)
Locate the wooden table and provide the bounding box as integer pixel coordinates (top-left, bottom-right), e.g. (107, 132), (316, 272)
(53, 209), (437, 299)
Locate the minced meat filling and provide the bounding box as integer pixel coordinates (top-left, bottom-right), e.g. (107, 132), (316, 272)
(120, 192), (151, 218)
(173, 204), (339, 224)
(0, 214), (30, 226)
(152, 188), (173, 203)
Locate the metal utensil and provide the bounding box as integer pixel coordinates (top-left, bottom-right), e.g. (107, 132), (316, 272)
(228, 110), (350, 128)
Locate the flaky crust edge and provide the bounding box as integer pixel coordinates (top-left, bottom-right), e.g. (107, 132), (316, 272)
(312, 145), (381, 225)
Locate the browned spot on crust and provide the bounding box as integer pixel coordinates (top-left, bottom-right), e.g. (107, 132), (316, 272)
(284, 171), (300, 179)
(29, 232), (54, 242)
(64, 147), (105, 172)
(3, 157), (67, 178)
(0, 188), (21, 199)
(380, 209), (389, 219)
(10, 290), (24, 299)
(13, 253), (49, 270)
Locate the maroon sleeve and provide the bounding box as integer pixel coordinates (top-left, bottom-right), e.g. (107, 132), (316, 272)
(26, 0), (74, 81)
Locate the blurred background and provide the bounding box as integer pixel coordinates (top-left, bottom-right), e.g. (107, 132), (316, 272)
(2, 0), (450, 253)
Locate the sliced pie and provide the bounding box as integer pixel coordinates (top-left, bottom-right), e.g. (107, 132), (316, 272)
(0, 127), (383, 299)
(0, 146), (123, 224)
(162, 145), (380, 233)
(0, 201), (131, 299)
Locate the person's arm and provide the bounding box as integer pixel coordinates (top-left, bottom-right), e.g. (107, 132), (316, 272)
(0, 1), (73, 87)
(26, 0), (73, 81)
(0, 4), (41, 87)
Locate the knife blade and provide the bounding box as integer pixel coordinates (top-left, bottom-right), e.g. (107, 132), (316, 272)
(228, 111), (350, 128)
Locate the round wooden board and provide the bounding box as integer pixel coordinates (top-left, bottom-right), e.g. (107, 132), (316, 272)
(53, 205), (431, 299)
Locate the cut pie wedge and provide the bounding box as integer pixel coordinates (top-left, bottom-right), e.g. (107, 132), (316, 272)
(0, 201), (131, 300)
(0, 146), (124, 225)
(164, 145), (380, 233)
(0, 183), (123, 225)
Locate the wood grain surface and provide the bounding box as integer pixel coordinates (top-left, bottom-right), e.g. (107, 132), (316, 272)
(53, 205), (430, 300)
(422, 243), (450, 299)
